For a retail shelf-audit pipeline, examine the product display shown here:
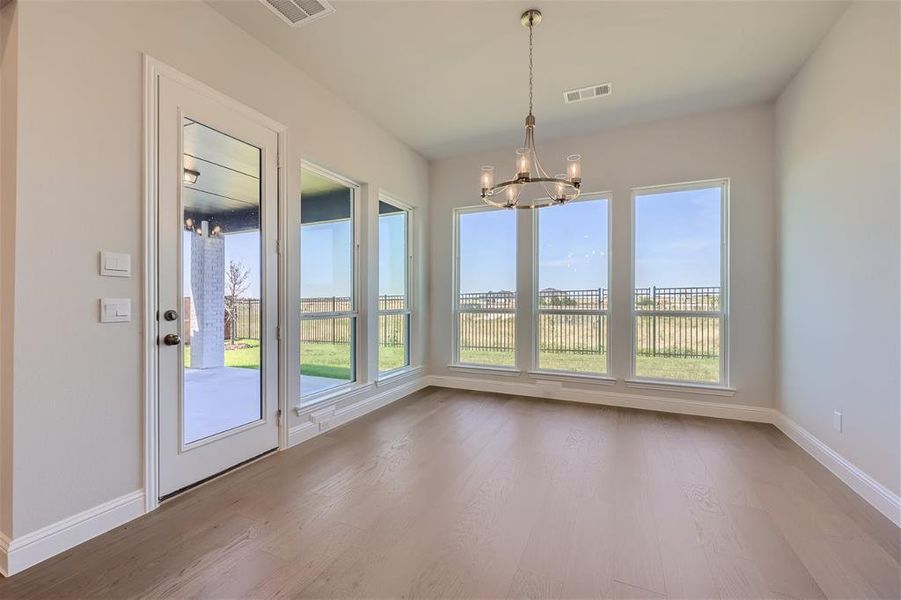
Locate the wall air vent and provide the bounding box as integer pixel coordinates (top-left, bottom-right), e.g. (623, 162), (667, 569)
(260, 0), (335, 28)
(563, 82), (613, 104)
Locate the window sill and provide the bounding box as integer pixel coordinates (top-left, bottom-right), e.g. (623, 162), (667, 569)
(376, 364), (423, 387)
(295, 381), (374, 416)
(448, 364), (522, 377)
(624, 378), (735, 397)
(527, 370), (616, 385)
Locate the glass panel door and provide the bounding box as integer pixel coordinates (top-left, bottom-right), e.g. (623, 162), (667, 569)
(158, 73), (279, 499)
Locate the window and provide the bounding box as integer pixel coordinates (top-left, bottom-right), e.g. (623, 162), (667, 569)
(632, 180), (728, 384)
(299, 165), (358, 403)
(454, 207), (517, 368)
(378, 198), (411, 374)
(535, 195), (610, 374)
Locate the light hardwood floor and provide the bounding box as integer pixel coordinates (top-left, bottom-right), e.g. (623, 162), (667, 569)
(1, 387), (898, 599)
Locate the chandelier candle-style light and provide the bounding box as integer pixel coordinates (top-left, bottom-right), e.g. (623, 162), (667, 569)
(480, 9), (581, 209)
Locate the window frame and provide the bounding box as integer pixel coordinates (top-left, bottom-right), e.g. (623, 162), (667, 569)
(377, 192), (414, 377)
(298, 161), (362, 406)
(530, 192), (613, 378)
(451, 204), (518, 370)
(629, 178), (731, 387)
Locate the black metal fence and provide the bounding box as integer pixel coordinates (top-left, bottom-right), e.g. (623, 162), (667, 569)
(457, 287), (720, 358)
(298, 295), (406, 346)
(183, 298), (263, 341)
(634, 286), (720, 312)
(634, 286), (720, 358)
(379, 313), (407, 347)
(198, 286), (721, 358)
(229, 298), (261, 340)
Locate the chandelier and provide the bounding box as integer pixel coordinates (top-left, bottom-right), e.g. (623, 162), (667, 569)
(480, 9), (582, 210)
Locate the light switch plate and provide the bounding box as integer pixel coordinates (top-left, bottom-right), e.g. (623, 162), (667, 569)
(833, 410), (843, 432)
(100, 298), (131, 323)
(100, 251), (131, 277)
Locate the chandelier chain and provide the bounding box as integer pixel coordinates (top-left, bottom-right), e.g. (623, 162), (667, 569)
(528, 21), (534, 116)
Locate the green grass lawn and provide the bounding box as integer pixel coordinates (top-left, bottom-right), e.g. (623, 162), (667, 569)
(186, 340), (718, 384)
(459, 348), (719, 382)
(186, 340), (406, 381)
(539, 351), (607, 374)
(457, 349), (609, 373)
(184, 339), (261, 369)
(634, 355), (719, 382)
(379, 346), (406, 373)
(299, 342), (352, 379)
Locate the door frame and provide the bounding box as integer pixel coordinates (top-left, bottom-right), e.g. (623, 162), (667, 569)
(142, 55), (288, 512)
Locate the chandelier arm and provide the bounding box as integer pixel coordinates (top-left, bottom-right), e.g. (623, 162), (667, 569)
(527, 119), (552, 180)
(529, 136), (557, 199)
(531, 141), (551, 179)
(483, 196), (510, 209)
(532, 151), (555, 199)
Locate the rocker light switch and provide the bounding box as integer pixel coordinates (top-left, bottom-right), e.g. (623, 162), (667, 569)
(100, 251), (131, 277)
(100, 298), (131, 323)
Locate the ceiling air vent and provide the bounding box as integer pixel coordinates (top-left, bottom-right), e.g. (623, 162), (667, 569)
(563, 82), (612, 104)
(260, 0), (335, 28)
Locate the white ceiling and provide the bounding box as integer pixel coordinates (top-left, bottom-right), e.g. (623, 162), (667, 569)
(208, 0), (848, 159)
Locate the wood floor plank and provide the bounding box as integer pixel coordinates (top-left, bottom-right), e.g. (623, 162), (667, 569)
(0, 387), (897, 600)
(642, 414), (721, 599)
(560, 406), (618, 599)
(612, 411), (668, 596)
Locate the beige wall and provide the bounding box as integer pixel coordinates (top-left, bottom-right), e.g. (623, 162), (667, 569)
(0, 0), (17, 539)
(10, 0), (428, 536)
(776, 1), (900, 495)
(429, 104), (778, 409)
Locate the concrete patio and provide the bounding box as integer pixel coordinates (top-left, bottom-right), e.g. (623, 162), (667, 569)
(184, 367), (347, 442)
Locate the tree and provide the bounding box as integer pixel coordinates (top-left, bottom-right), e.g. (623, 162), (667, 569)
(224, 260), (250, 344)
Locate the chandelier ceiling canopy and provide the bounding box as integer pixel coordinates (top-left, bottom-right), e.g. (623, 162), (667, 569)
(480, 9), (582, 210)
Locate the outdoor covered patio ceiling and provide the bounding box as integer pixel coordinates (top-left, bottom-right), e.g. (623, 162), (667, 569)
(183, 118), (260, 234)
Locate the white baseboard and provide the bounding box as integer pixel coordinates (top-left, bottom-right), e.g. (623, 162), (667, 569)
(288, 375), (428, 447)
(773, 413), (901, 527)
(425, 374), (773, 423)
(0, 489), (145, 576)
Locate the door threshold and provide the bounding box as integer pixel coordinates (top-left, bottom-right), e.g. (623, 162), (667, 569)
(159, 447), (278, 502)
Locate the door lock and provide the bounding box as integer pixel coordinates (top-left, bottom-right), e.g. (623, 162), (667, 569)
(163, 309), (178, 321)
(162, 333), (182, 346)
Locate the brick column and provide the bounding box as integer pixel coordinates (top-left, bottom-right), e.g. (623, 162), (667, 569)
(190, 221), (225, 369)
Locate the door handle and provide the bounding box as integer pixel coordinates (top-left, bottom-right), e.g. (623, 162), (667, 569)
(162, 334), (181, 346)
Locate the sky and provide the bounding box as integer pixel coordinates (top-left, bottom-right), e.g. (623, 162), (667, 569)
(459, 209), (517, 293)
(298, 212), (407, 298)
(634, 186), (721, 289)
(378, 212), (407, 296)
(300, 220), (352, 298)
(184, 186), (721, 300)
(538, 199), (608, 291)
(459, 186), (721, 294)
(458, 200), (609, 294)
